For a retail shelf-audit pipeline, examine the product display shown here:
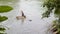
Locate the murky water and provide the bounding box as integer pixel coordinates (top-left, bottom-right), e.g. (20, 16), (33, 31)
(0, 0), (56, 34)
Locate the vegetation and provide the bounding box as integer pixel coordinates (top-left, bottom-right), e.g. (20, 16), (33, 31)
(0, 0), (19, 4)
(0, 28), (6, 31)
(0, 6), (13, 13)
(42, 0), (60, 34)
(0, 5), (13, 34)
(0, 16), (8, 22)
(0, 33), (5, 34)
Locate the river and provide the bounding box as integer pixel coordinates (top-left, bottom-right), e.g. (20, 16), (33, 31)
(0, 0), (55, 34)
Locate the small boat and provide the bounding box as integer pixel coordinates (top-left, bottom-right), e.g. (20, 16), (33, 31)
(16, 11), (26, 20)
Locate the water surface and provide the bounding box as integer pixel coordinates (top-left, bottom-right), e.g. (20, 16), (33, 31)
(0, 0), (55, 34)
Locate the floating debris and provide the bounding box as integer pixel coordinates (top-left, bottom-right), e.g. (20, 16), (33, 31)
(29, 20), (32, 22)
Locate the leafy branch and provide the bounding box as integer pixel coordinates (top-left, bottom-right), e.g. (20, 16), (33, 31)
(42, 0), (60, 34)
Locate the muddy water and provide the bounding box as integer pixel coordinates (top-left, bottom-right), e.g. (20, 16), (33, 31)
(0, 0), (55, 34)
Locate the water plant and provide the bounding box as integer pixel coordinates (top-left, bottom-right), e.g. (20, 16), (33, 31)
(42, 0), (60, 34)
(0, 16), (8, 22)
(0, 6), (13, 13)
(0, 5), (13, 34)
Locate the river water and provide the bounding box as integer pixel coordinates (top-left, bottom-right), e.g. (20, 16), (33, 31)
(0, 0), (55, 34)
